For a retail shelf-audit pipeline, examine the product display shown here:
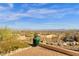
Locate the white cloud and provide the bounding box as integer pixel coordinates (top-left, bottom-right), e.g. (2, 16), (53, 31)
(22, 3), (47, 8)
(0, 4), (13, 12)
(27, 9), (57, 14)
(0, 5), (79, 22)
(23, 9), (67, 19)
(0, 13), (22, 21)
(24, 8), (79, 19)
(8, 3), (14, 8)
(0, 6), (9, 12)
(0, 6), (6, 10)
(0, 9), (58, 21)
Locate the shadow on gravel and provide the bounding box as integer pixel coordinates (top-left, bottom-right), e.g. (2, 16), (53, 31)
(28, 43), (36, 47)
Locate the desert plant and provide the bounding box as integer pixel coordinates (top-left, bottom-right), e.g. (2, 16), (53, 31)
(0, 28), (30, 55)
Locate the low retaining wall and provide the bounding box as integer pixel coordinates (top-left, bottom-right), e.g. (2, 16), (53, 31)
(39, 43), (79, 56)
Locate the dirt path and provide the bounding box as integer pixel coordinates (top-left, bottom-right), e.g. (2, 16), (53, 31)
(9, 46), (68, 56)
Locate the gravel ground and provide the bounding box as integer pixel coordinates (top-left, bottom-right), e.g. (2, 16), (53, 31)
(9, 46), (68, 56)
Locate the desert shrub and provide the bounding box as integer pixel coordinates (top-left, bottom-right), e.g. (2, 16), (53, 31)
(0, 28), (30, 55)
(0, 28), (13, 41)
(0, 38), (29, 55)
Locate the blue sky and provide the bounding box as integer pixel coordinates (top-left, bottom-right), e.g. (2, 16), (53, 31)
(0, 3), (79, 30)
